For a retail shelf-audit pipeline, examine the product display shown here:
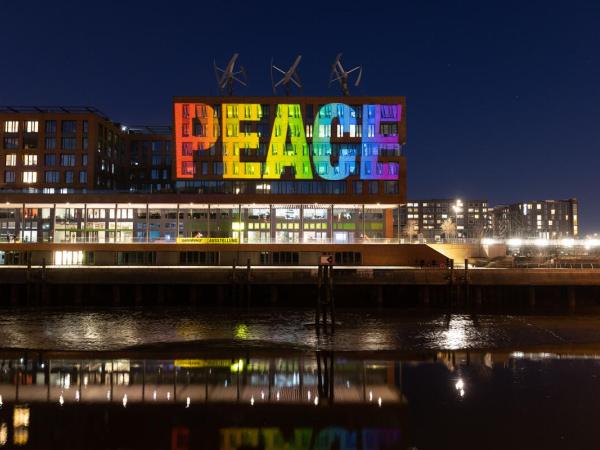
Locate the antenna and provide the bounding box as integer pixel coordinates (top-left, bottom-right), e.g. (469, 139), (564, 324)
(270, 55), (303, 95)
(213, 53), (247, 95)
(329, 53), (362, 96)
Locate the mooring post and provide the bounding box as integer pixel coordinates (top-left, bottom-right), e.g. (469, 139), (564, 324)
(329, 265), (335, 332)
(448, 259), (454, 306)
(246, 258), (251, 307)
(316, 265), (322, 333)
(464, 258), (470, 305)
(231, 262), (237, 304)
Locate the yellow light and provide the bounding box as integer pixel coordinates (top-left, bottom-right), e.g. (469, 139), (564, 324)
(230, 359), (245, 373)
(234, 324), (249, 339)
(13, 406), (29, 427)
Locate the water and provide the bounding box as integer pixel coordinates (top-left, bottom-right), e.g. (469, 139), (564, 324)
(0, 307), (600, 449)
(2, 307), (600, 352)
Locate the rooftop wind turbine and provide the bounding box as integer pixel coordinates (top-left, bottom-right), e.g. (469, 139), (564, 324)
(213, 53), (247, 95)
(270, 55), (303, 95)
(329, 53), (362, 96)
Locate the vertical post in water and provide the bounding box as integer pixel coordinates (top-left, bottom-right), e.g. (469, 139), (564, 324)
(448, 259), (454, 307)
(246, 258), (251, 308)
(329, 265), (335, 332)
(322, 266), (329, 334)
(464, 258), (470, 305)
(316, 265), (322, 333)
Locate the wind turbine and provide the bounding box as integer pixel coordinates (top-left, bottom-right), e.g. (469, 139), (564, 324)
(214, 53), (247, 95)
(329, 53), (362, 96)
(271, 55), (303, 95)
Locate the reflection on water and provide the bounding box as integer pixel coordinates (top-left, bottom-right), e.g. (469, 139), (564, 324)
(1, 309), (600, 448)
(3, 308), (600, 352)
(0, 350), (595, 448)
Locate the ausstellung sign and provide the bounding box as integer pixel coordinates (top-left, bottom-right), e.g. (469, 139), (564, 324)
(174, 98), (405, 181)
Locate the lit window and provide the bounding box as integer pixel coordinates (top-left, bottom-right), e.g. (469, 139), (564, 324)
(4, 121), (18, 133)
(5, 154), (16, 166)
(22, 171), (37, 183)
(25, 121), (38, 133)
(23, 155), (37, 166)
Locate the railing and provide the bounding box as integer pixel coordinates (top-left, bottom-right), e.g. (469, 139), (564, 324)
(0, 236), (510, 245)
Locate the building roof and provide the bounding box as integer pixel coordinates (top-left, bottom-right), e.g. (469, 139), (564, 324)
(0, 106), (111, 121)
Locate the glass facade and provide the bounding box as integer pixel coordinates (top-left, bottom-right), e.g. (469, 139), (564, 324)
(0, 202), (399, 244)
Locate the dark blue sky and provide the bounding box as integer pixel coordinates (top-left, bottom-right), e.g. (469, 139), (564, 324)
(1, 0), (599, 232)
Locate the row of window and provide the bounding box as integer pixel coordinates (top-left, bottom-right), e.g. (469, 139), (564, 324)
(183, 104), (398, 120)
(3, 171), (87, 184)
(4, 154), (87, 167)
(182, 122), (398, 140)
(3, 120), (86, 135)
(3, 136), (88, 151)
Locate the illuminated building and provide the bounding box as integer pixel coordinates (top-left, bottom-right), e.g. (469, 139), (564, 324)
(0, 97), (412, 266)
(492, 199), (578, 239)
(0, 107), (125, 191)
(400, 199), (492, 239)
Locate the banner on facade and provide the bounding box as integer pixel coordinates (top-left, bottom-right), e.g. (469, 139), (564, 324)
(176, 237), (240, 244)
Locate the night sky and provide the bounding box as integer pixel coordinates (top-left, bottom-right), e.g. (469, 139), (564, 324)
(1, 0), (599, 232)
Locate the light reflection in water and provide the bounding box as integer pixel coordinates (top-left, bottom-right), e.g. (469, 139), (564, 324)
(433, 315), (473, 350)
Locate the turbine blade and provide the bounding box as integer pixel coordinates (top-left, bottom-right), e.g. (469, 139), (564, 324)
(355, 67), (363, 86)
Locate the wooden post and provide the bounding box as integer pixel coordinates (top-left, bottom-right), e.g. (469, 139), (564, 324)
(316, 265), (322, 333)
(464, 258), (470, 305)
(329, 266), (335, 332)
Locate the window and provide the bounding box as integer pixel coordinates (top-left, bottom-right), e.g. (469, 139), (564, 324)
(25, 121), (38, 133)
(64, 171), (74, 184)
(4, 121), (18, 133)
(3, 137), (18, 149)
(22, 171), (37, 183)
(45, 121), (57, 134)
(5, 154), (16, 166)
(23, 154), (37, 166)
(61, 137), (76, 150)
(79, 171), (87, 183)
(45, 171), (59, 183)
(4, 170), (15, 183)
(152, 155), (161, 166)
(45, 137), (56, 150)
(44, 154), (56, 166)
(82, 154), (88, 166)
(61, 121), (76, 135)
(60, 154), (75, 166)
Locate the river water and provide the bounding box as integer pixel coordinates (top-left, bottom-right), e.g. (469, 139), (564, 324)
(0, 307), (599, 449)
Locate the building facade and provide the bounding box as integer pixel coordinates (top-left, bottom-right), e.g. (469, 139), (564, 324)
(172, 97), (406, 203)
(0, 107), (125, 192)
(492, 199), (579, 239)
(122, 126), (174, 192)
(0, 96), (414, 266)
(400, 199), (491, 240)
